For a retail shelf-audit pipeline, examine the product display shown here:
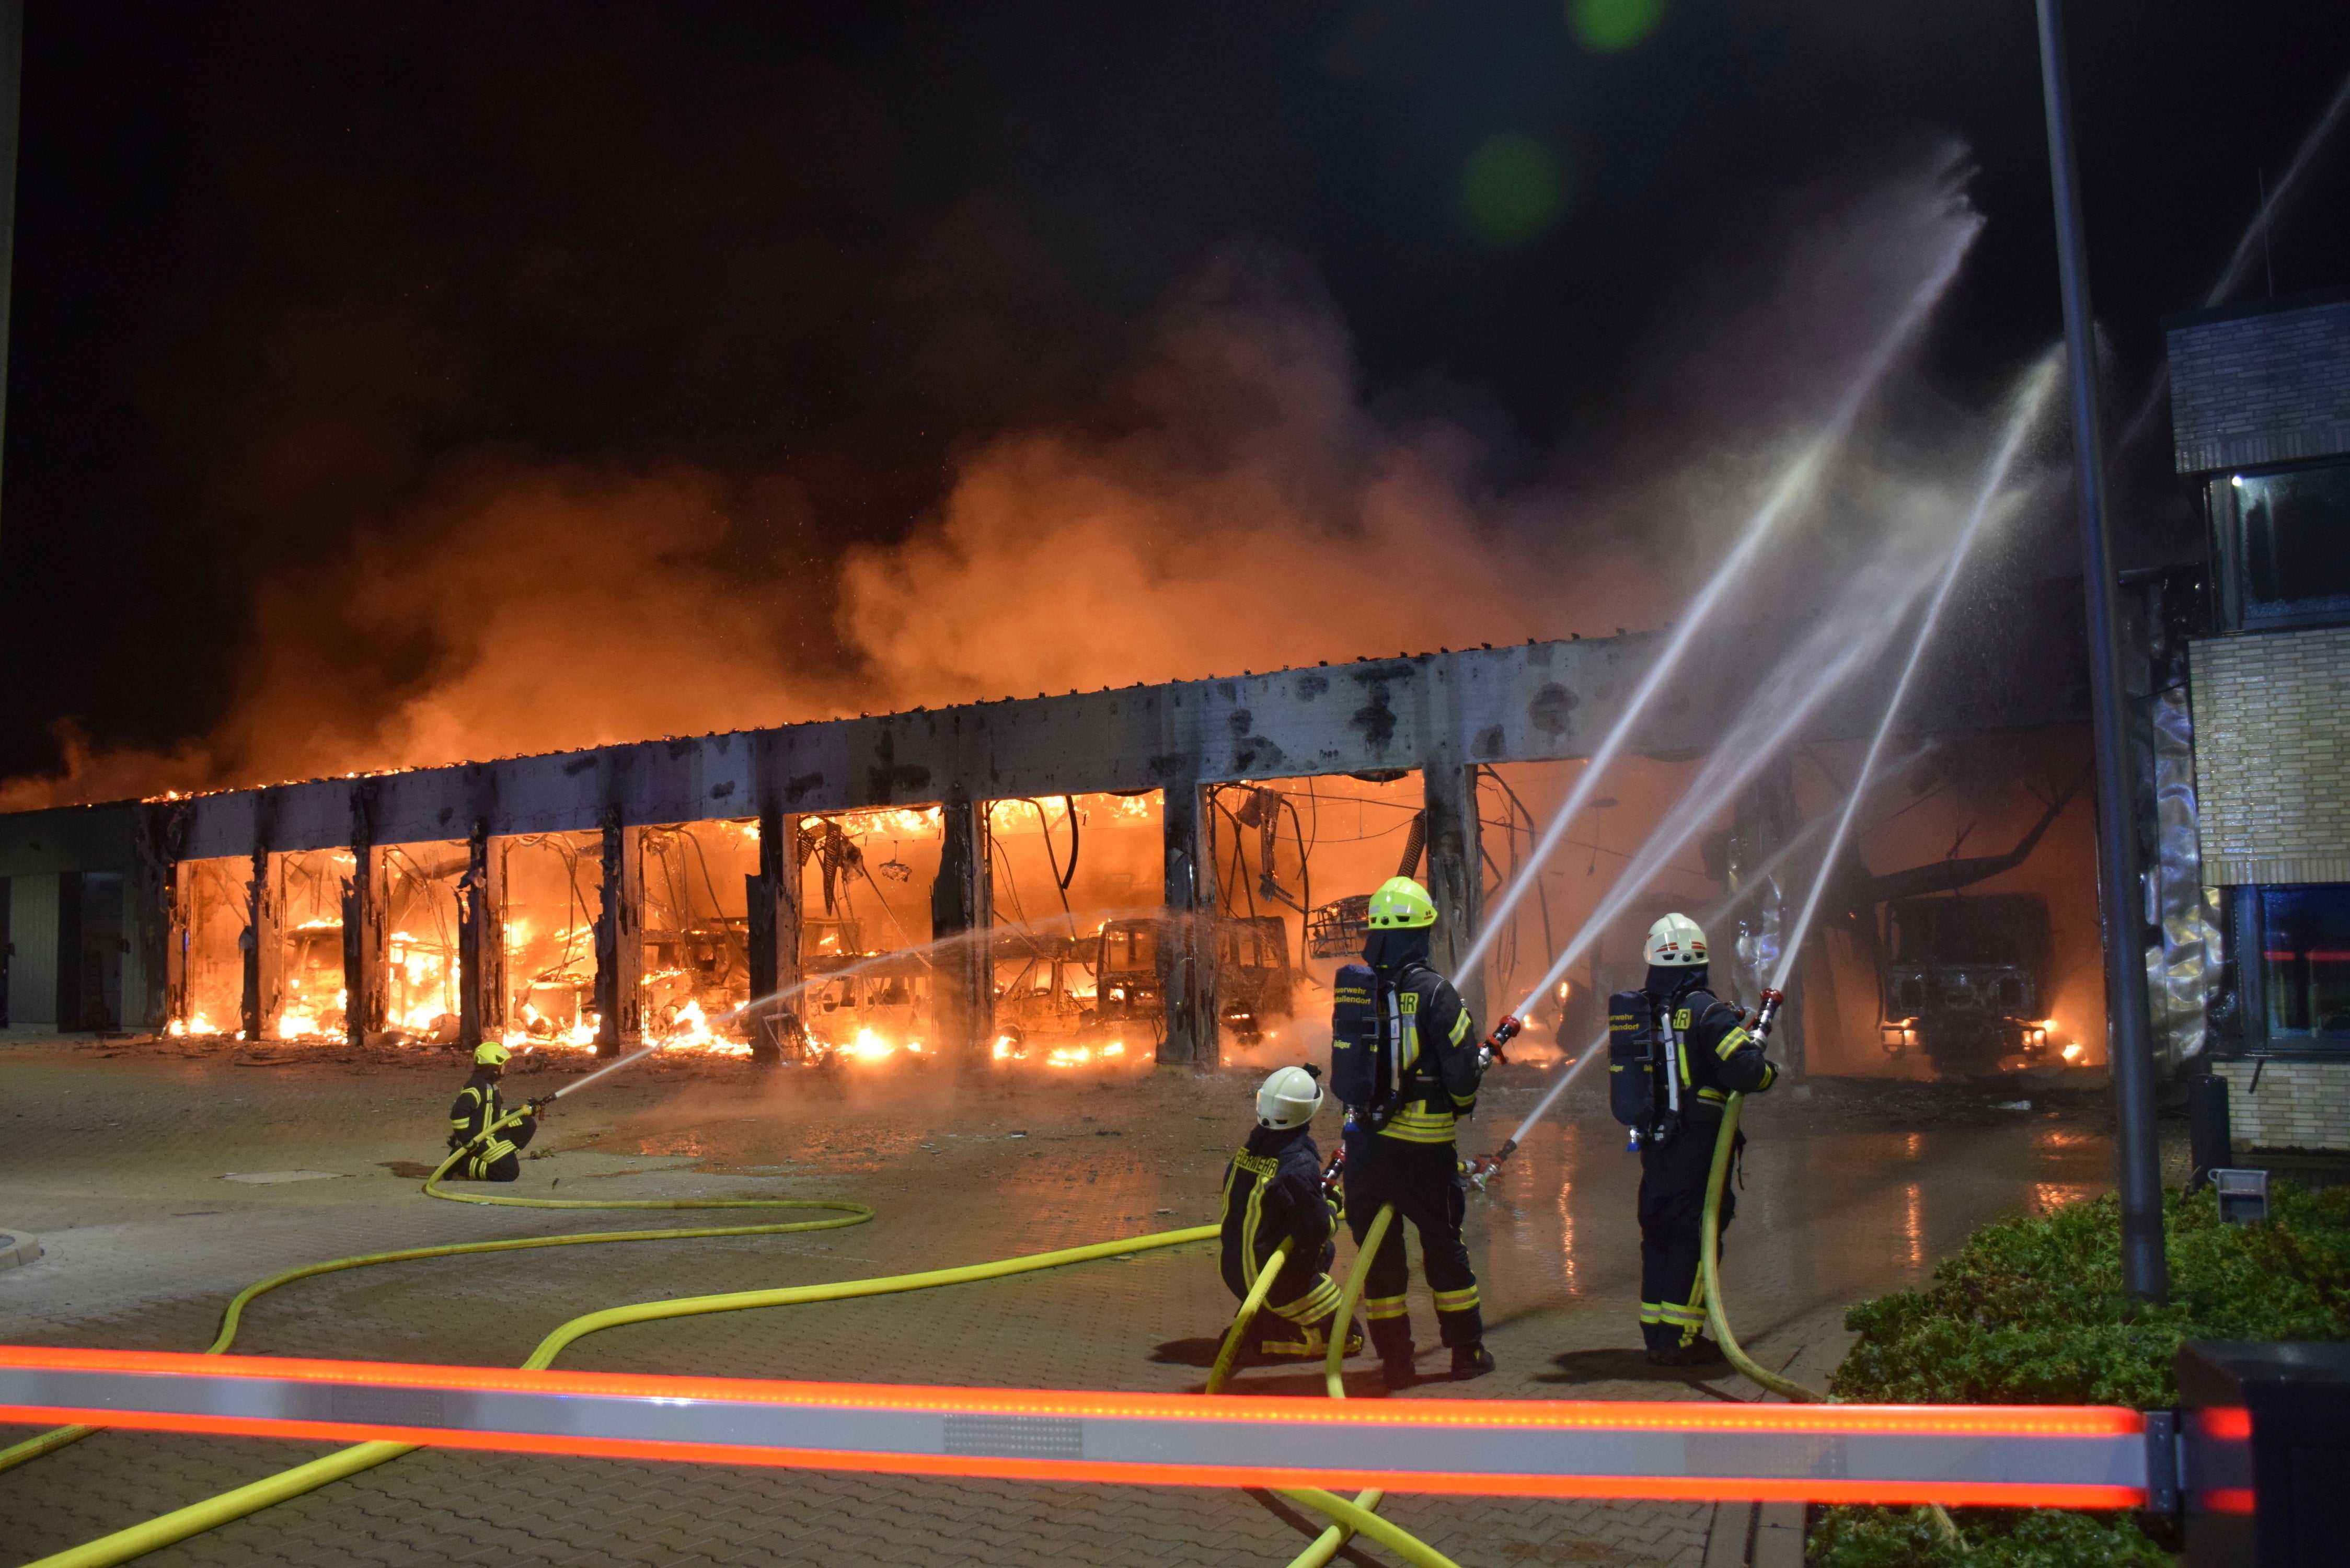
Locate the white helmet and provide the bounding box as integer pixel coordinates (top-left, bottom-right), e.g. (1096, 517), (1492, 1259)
(1643, 913), (1708, 967)
(1255, 1065), (1323, 1130)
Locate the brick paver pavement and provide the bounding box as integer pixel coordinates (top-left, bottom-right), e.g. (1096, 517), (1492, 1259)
(0, 1036), (2127, 1566)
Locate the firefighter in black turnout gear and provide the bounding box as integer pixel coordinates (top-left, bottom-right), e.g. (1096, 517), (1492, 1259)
(1331, 876), (1494, 1385)
(1611, 913), (1778, 1365)
(1217, 1065), (1363, 1358)
(447, 1041), (542, 1181)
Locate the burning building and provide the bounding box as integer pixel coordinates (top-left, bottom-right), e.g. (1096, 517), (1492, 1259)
(0, 611), (2102, 1078)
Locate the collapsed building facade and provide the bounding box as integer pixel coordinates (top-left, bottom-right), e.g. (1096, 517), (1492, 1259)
(0, 605), (2096, 1076)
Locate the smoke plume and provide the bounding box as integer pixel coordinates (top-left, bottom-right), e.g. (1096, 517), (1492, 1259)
(2, 159), (1989, 811)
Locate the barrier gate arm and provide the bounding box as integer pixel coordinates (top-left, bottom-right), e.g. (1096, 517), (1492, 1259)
(0, 1344), (2211, 1510)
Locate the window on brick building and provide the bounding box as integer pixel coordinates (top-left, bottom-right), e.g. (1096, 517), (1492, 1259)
(2232, 461), (2350, 628)
(2259, 885), (2350, 1044)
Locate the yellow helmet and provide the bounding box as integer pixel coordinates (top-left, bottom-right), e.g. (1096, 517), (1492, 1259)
(1367, 876), (1438, 930)
(474, 1041), (511, 1067)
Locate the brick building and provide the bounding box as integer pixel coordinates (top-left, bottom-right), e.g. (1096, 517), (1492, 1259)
(2170, 288), (2350, 1150)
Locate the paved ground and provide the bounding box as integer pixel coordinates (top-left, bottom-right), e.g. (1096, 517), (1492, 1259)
(0, 1035), (2139, 1567)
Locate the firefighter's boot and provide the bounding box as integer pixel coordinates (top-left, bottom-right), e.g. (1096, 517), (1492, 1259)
(1257, 1315), (1365, 1359)
(1449, 1344), (1496, 1380)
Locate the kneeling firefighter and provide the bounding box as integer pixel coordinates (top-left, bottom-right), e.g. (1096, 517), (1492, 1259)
(1217, 1065), (1362, 1358)
(1610, 913), (1779, 1366)
(447, 1041), (545, 1182)
(1331, 876), (1494, 1384)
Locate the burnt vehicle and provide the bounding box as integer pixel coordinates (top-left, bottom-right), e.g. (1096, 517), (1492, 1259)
(991, 933), (1096, 1056)
(1879, 893), (2055, 1075)
(787, 948), (935, 1067)
(1090, 914), (1295, 1046)
(1305, 894), (1371, 959)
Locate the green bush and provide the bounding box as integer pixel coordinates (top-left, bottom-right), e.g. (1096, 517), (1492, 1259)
(1810, 1182), (2350, 1565)
(1811, 1506), (2171, 1568)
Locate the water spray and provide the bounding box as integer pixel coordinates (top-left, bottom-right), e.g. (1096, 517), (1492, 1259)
(1458, 214), (1984, 984)
(1465, 356), (2055, 1187)
(1767, 354), (2060, 993)
(516, 918), (1050, 1107)
(1498, 541), (1953, 1033)
(2117, 66), (2350, 457)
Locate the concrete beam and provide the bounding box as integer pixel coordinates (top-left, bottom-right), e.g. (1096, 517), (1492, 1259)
(131, 802), (187, 1033)
(593, 810), (643, 1057)
(744, 803), (802, 1063)
(458, 820), (505, 1050)
(1424, 762), (1483, 1030)
(340, 847), (388, 1047)
(0, 601), (2067, 866)
(341, 785), (390, 1048)
(240, 846), (281, 1043)
(928, 795), (993, 1065)
(1160, 783), (1217, 1069)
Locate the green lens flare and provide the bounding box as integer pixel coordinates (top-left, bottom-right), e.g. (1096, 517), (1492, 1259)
(1456, 133), (1570, 247)
(1569, 0), (1667, 54)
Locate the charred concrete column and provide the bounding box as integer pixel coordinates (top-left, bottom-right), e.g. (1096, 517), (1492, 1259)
(745, 803), (803, 1063)
(1424, 763), (1485, 1030)
(133, 801), (188, 1033)
(593, 808), (643, 1058)
(240, 845), (282, 1042)
(929, 794), (994, 1066)
(1160, 782), (1219, 1068)
(1729, 758), (1803, 1077)
(457, 820), (506, 1050)
(341, 785), (389, 1048)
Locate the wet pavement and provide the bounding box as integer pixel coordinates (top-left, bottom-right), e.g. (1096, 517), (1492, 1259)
(0, 1036), (2136, 1567)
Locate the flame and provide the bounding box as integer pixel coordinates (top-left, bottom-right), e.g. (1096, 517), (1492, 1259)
(848, 1027), (895, 1061)
(2061, 1042), (2084, 1063)
(992, 1034), (1015, 1060)
(167, 1013), (220, 1037)
(1045, 1040), (1126, 1068)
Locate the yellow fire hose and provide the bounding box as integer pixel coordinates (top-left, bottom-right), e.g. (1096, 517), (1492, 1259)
(1699, 1095), (1959, 1545)
(1696, 1096), (1821, 1404)
(1205, 1243), (1289, 1397)
(1270, 1202), (1433, 1568)
(9, 1113), (1469, 1568)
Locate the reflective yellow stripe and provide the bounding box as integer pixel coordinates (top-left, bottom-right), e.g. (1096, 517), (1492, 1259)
(1379, 1102), (1457, 1144)
(1239, 1168), (1270, 1289)
(1759, 1063), (1778, 1090)
(1697, 1087), (1726, 1102)
(1447, 1010), (1470, 1046)
(1432, 1286), (1480, 1312)
(1638, 1303), (1666, 1324)
(1270, 1275), (1344, 1323)
(1715, 1025), (1752, 1060)
(1363, 1293), (1410, 1321)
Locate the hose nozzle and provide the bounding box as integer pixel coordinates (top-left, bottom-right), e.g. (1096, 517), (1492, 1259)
(1753, 988), (1785, 1040)
(1465, 1136), (1519, 1192)
(1478, 1014), (1523, 1070)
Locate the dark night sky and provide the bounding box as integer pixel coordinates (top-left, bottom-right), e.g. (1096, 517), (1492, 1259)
(3, 1), (2347, 790)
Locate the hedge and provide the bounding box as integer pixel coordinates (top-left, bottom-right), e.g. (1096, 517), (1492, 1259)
(1809, 1181), (2350, 1565)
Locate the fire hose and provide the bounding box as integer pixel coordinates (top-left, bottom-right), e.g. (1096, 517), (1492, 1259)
(1201, 1154), (1451, 1568)
(6, 1110), (1466, 1568)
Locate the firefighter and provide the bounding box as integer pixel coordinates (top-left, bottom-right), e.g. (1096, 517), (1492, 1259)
(1627, 913), (1778, 1366)
(1342, 876), (1494, 1385)
(447, 1041), (542, 1181)
(1217, 1065), (1362, 1358)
